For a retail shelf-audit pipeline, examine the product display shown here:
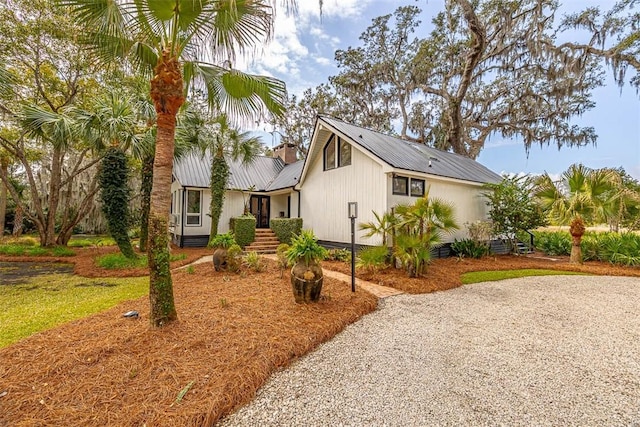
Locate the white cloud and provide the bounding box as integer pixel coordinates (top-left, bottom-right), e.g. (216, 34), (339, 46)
(296, 0), (370, 21)
(314, 56), (332, 66)
(484, 138), (521, 149)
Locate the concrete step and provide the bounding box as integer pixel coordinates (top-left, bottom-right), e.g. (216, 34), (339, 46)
(244, 246), (278, 254)
(252, 237), (279, 243)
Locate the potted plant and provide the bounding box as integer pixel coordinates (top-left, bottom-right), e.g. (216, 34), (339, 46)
(286, 230), (328, 303)
(209, 233), (237, 271)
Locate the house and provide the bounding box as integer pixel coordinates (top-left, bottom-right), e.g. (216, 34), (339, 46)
(170, 144), (303, 247)
(170, 115), (502, 248)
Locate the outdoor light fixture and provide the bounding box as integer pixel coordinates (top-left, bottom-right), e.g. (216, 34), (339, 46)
(348, 202), (358, 292)
(348, 202), (358, 219)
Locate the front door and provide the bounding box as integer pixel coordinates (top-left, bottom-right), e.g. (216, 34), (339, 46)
(250, 195), (270, 228)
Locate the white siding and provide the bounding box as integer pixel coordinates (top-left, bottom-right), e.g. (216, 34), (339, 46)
(218, 191), (245, 234)
(387, 174), (490, 242)
(270, 194), (290, 219)
(299, 145), (386, 245)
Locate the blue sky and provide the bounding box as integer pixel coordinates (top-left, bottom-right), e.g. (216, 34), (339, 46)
(245, 0), (639, 179)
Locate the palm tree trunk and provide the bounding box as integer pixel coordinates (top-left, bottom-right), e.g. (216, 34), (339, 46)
(139, 155), (153, 252)
(148, 49), (184, 327)
(569, 216), (585, 264)
(148, 112), (178, 327)
(570, 234), (583, 264)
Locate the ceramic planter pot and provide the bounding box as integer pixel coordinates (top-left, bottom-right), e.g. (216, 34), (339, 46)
(290, 261), (323, 303)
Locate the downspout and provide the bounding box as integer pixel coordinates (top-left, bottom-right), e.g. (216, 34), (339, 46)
(180, 188), (185, 247)
(293, 188), (301, 218)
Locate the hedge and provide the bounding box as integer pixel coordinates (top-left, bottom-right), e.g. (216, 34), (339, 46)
(270, 218), (303, 244)
(230, 215), (256, 247)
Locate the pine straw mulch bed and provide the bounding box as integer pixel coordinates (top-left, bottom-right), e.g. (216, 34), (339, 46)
(0, 259), (377, 426)
(2, 250), (639, 426)
(323, 252), (640, 294)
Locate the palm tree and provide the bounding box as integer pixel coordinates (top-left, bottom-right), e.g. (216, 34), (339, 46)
(534, 164), (619, 263)
(177, 110), (262, 243)
(61, 0), (286, 326)
(77, 91), (144, 258)
(393, 187), (459, 277)
(359, 211), (397, 247)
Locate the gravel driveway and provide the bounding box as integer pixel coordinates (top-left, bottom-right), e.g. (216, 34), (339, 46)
(218, 275), (640, 426)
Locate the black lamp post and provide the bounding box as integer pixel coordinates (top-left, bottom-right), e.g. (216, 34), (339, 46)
(348, 202), (358, 293)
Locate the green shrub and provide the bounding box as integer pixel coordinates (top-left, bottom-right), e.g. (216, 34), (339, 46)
(230, 215), (256, 247)
(68, 239), (94, 248)
(52, 246), (75, 257)
(26, 247), (48, 256)
(326, 248), (351, 262)
(11, 237), (38, 247)
(0, 245), (25, 256)
(226, 244), (243, 272)
(208, 233), (237, 249)
(244, 251), (263, 272)
(270, 218), (303, 244)
(533, 231), (571, 256)
(451, 238), (490, 259)
(286, 229), (327, 266)
(599, 232), (640, 266)
(356, 246), (389, 273)
(580, 233), (600, 262)
(98, 253), (147, 269)
(97, 253), (185, 269)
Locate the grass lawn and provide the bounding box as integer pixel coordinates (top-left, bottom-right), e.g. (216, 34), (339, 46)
(461, 269), (587, 284)
(0, 274), (148, 348)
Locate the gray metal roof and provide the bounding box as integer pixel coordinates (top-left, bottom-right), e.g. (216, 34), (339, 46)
(173, 150), (302, 191)
(266, 161), (303, 191)
(319, 116), (502, 184)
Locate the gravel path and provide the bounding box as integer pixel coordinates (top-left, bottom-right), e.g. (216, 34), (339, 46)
(218, 275), (640, 426)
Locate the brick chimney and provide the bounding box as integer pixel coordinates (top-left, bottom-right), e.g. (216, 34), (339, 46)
(273, 142), (298, 164)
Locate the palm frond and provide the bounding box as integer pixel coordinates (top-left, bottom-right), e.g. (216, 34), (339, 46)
(188, 0), (274, 63)
(192, 62), (286, 124)
(22, 105), (78, 150)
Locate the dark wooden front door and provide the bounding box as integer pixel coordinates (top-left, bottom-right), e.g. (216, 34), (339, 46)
(250, 195), (270, 228)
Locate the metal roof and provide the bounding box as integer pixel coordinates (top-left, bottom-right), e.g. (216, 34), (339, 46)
(319, 116), (502, 184)
(173, 150), (302, 191)
(266, 161), (304, 191)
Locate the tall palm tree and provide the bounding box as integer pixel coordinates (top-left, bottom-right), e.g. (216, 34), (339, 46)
(177, 110), (262, 243)
(534, 164), (619, 263)
(61, 0), (287, 326)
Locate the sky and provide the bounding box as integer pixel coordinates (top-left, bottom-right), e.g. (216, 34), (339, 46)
(244, 0), (640, 180)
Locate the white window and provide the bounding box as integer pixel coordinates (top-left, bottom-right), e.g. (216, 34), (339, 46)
(185, 190), (201, 226)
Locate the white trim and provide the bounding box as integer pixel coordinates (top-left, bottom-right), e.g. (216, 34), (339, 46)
(184, 189), (202, 227)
